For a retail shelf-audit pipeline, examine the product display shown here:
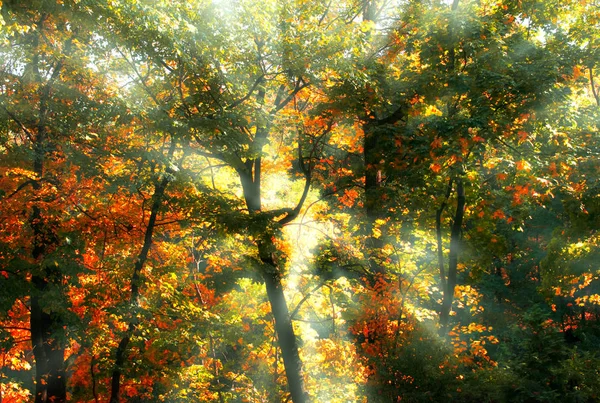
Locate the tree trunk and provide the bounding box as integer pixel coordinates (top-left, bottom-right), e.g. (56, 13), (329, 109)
(29, 21), (67, 400)
(109, 160), (172, 403)
(361, 1), (387, 279)
(109, 325), (133, 403)
(439, 179), (465, 335)
(240, 160), (308, 402)
(30, 182), (67, 403)
(438, 0), (462, 336)
(30, 292), (48, 403)
(436, 179), (453, 298)
(263, 269), (308, 403)
(31, 205), (67, 403)
(363, 121), (387, 277)
(361, 106), (407, 280)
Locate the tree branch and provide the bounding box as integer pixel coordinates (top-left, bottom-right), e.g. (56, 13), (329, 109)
(0, 103), (34, 141)
(270, 77), (309, 115)
(290, 281), (327, 320)
(227, 74), (265, 110)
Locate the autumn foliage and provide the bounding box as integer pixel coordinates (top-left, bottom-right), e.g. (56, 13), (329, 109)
(1, 0), (599, 402)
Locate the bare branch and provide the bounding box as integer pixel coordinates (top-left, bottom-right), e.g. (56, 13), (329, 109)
(0, 103), (34, 141)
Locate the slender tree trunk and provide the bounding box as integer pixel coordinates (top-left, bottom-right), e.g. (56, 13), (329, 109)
(439, 179), (465, 335)
(30, 202), (65, 403)
(110, 324), (133, 403)
(263, 269), (308, 403)
(438, 0), (463, 337)
(362, 108), (408, 280)
(363, 121), (387, 277)
(30, 288), (48, 403)
(30, 161), (67, 403)
(361, 1), (387, 279)
(359, 0), (409, 278)
(436, 179), (453, 294)
(91, 355), (99, 403)
(258, 242), (308, 403)
(240, 163), (308, 403)
(109, 142), (175, 403)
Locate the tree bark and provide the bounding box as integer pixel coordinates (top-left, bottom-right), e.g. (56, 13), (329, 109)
(263, 269), (308, 403)
(239, 158), (309, 402)
(439, 179), (465, 335)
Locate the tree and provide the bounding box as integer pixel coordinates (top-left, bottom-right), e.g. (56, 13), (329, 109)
(0, 2), (120, 401)
(93, 0), (361, 401)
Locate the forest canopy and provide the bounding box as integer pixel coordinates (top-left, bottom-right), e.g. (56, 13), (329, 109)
(0, 0), (599, 402)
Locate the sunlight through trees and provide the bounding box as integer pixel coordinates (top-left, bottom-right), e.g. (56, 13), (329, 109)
(1, 0), (599, 402)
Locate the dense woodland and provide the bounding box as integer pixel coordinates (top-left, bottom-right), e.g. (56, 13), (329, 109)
(0, 0), (599, 402)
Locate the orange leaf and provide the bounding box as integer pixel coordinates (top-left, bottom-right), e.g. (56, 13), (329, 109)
(430, 163), (442, 173)
(492, 210), (505, 219)
(431, 137), (442, 149)
(517, 131), (528, 142)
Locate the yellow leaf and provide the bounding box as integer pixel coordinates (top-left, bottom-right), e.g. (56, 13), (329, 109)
(424, 105), (443, 116)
